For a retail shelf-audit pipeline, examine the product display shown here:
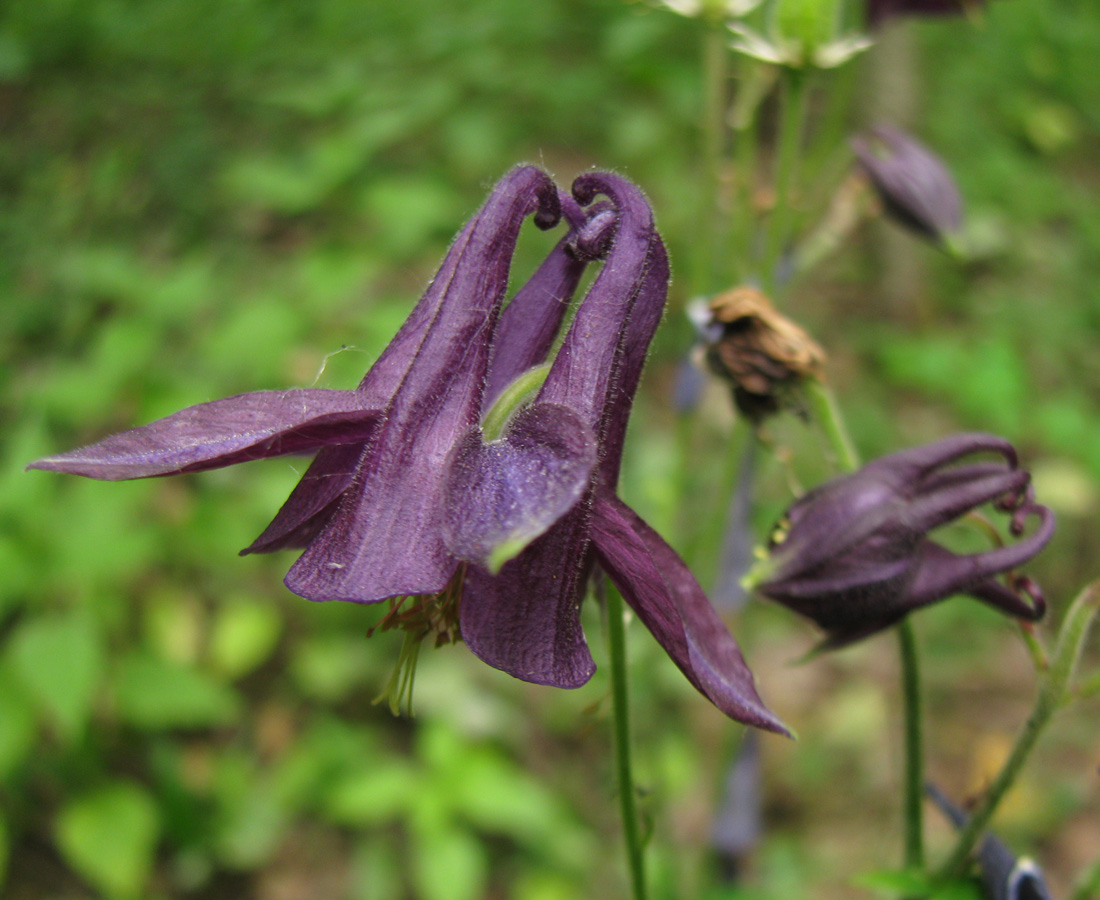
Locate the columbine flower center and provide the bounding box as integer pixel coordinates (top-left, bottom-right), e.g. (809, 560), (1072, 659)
(369, 564), (466, 715)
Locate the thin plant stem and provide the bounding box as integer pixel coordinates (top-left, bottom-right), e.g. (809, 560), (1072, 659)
(761, 69), (810, 296)
(605, 583), (648, 900)
(897, 619), (924, 870)
(701, 20), (729, 291)
(933, 582), (1100, 883)
(805, 376), (926, 872)
(729, 59), (773, 282)
(934, 688), (1052, 881)
(804, 378), (859, 473)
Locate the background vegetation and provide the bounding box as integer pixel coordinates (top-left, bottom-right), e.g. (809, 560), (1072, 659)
(1, 0), (1098, 897)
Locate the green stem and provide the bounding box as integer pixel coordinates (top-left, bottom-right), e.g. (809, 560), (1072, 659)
(804, 378), (859, 473)
(605, 584), (648, 900)
(933, 581), (1100, 882)
(933, 690), (1052, 881)
(897, 620), (924, 871)
(806, 377), (926, 874)
(761, 68), (810, 296)
(729, 59), (773, 282)
(701, 21), (728, 291)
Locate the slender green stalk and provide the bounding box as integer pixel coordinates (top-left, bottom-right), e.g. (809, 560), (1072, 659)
(761, 69), (810, 295)
(804, 378), (859, 473)
(605, 584), (648, 900)
(934, 689), (1052, 881)
(729, 59), (773, 282)
(701, 20), (729, 291)
(805, 377), (926, 873)
(897, 620), (924, 870)
(933, 582), (1100, 882)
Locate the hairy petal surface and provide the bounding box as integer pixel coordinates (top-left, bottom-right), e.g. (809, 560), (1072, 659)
(28, 390), (381, 480)
(590, 492), (789, 735)
(286, 166), (560, 603)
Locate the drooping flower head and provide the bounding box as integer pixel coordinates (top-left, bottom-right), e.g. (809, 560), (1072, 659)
(852, 125), (964, 246)
(30, 166), (787, 733)
(755, 434), (1054, 647)
(693, 285), (826, 422)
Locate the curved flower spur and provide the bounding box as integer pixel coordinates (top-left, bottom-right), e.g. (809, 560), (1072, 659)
(29, 166), (786, 734)
(754, 434), (1055, 648)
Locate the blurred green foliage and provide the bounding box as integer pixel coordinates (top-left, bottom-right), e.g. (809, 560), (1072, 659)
(2, 0), (1099, 898)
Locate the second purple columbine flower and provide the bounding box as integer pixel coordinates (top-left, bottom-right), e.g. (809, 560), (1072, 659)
(753, 434), (1055, 648)
(31, 166), (787, 734)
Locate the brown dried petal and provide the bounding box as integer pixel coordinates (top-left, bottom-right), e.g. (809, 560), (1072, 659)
(705, 286), (826, 419)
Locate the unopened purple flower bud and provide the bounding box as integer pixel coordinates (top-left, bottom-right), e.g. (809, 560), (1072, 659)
(852, 125), (963, 246)
(757, 434), (1055, 647)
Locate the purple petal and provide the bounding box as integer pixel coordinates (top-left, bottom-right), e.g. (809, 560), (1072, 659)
(459, 504), (597, 688)
(27, 390), (380, 481)
(852, 126), (964, 241)
(967, 577), (1046, 621)
(285, 166), (561, 603)
(441, 403), (597, 568)
(906, 505), (1055, 612)
(903, 467), (1029, 534)
(538, 173), (669, 453)
(589, 491), (789, 735)
(864, 432), (1017, 487)
(241, 442), (365, 554)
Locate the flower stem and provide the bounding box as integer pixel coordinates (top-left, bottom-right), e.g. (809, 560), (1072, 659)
(804, 378), (859, 473)
(701, 19), (729, 290)
(897, 619), (924, 871)
(933, 581), (1100, 882)
(806, 377), (926, 873)
(761, 69), (810, 296)
(605, 583), (648, 900)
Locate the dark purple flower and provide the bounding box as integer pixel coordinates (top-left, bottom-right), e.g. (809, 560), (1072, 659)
(756, 434), (1055, 648)
(852, 125), (963, 246)
(30, 166), (786, 734)
(867, 0), (986, 28)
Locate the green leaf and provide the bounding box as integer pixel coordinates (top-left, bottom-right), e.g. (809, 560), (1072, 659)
(324, 762), (420, 826)
(114, 653), (241, 730)
(412, 825), (487, 900)
(8, 610), (104, 739)
(856, 868), (983, 900)
(55, 781), (160, 899)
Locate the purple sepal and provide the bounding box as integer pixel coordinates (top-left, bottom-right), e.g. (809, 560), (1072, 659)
(26, 390), (381, 480)
(590, 492), (789, 735)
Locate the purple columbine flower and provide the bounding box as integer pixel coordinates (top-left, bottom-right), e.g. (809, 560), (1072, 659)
(756, 434), (1055, 648)
(867, 0), (986, 28)
(852, 125), (963, 246)
(30, 166), (786, 734)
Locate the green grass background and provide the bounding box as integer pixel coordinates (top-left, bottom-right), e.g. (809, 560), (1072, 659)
(2, 0), (1099, 898)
